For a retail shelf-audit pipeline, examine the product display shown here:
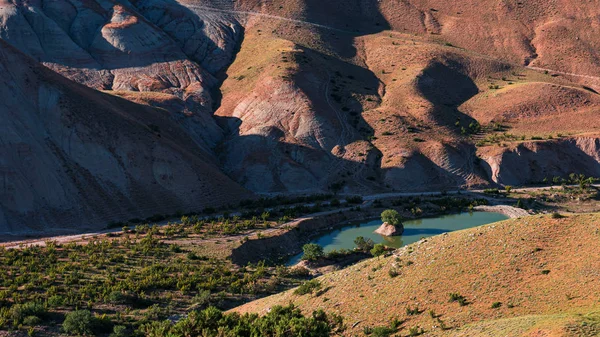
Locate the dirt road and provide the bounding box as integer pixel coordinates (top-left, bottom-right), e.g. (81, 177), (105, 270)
(2, 183), (580, 248)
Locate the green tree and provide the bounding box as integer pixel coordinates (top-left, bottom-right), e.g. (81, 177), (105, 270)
(62, 310), (100, 336)
(354, 236), (375, 252)
(371, 244), (386, 257)
(570, 173), (594, 190)
(261, 212), (270, 223)
(381, 209), (402, 226)
(302, 243), (324, 261)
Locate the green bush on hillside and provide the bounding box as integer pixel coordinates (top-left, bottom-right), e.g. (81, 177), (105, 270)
(371, 244), (386, 257)
(6, 301), (47, 327)
(294, 280), (322, 296)
(62, 310), (109, 336)
(302, 243), (324, 261)
(139, 304), (343, 337)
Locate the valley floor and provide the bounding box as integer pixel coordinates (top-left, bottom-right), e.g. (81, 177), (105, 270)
(2, 184), (599, 336)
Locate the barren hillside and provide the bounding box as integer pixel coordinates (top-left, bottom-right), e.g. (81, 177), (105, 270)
(2, 0), (600, 231)
(0, 39), (250, 234)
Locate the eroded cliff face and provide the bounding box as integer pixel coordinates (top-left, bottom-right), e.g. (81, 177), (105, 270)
(481, 138), (600, 186)
(0, 0), (243, 151)
(0, 40), (250, 234)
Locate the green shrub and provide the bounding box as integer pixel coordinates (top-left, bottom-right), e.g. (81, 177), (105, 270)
(109, 325), (128, 337)
(325, 249), (351, 259)
(302, 244), (324, 261)
(408, 326), (425, 336)
(370, 244), (386, 257)
(107, 291), (127, 305)
(491, 301), (502, 309)
(62, 310), (103, 336)
(192, 290), (211, 308)
(363, 318), (402, 337)
(47, 295), (64, 308)
(288, 266), (311, 277)
(139, 304), (341, 337)
(449, 293), (468, 306)
(551, 212), (564, 219)
(346, 196), (363, 204)
(8, 302), (47, 326)
(405, 306), (420, 315)
(354, 236), (374, 252)
(363, 325), (396, 337)
(294, 280), (322, 295)
(186, 251), (199, 260)
(23, 315), (42, 326)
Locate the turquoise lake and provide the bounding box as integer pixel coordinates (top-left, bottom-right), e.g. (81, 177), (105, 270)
(288, 211), (508, 265)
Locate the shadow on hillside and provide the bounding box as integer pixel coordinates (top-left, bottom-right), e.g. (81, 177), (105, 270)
(293, 46), (381, 144)
(213, 114), (382, 193)
(300, 0), (391, 58)
(210, 48), (508, 194)
(211, 45), (388, 193)
(128, 0), (242, 73)
(484, 139), (600, 185)
(381, 150), (489, 191)
(416, 60), (480, 129)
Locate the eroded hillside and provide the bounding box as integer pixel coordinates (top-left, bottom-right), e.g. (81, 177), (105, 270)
(0, 39), (250, 233)
(2, 0), (600, 231)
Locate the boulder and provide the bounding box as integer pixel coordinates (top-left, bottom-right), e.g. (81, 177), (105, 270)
(374, 222), (404, 236)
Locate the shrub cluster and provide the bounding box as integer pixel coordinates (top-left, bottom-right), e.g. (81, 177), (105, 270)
(140, 305), (344, 337)
(0, 234), (311, 333)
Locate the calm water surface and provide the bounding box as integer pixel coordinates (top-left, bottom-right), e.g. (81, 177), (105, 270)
(287, 211), (508, 265)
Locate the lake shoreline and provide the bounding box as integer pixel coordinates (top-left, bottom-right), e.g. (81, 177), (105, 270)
(231, 198), (516, 266)
(473, 205), (530, 218)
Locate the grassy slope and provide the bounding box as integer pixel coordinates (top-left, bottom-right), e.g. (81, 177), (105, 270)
(233, 213), (600, 336)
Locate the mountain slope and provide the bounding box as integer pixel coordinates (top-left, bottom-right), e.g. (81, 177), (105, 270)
(0, 39), (249, 234)
(2, 0), (600, 230)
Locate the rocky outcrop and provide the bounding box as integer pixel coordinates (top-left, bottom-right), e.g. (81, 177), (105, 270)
(481, 137), (600, 186)
(374, 222), (404, 236)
